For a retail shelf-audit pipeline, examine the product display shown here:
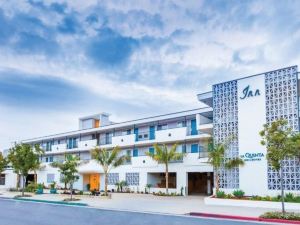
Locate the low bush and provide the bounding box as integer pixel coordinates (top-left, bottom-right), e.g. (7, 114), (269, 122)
(233, 189), (245, 199)
(216, 191), (226, 198)
(9, 188), (19, 192)
(25, 182), (36, 193)
(260, 211), (300, 221)
(153, 191), (180, 196)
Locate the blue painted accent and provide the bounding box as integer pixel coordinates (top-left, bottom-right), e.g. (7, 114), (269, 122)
(149, 147), (154, 155)
(182, 144), (186, 153)
(191, 144), (199, 153)
(191, 119), (198, 135)
(240, 85), (260, 100)
(149, 126), (155, 140)
(134, 128), (139, 141)
(133, 149), (138, 157)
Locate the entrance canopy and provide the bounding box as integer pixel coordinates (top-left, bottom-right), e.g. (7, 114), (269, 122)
(77, 160), (103, 174)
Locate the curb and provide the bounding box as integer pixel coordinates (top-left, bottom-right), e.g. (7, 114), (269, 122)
(13, 197), (88, 206)
(189, 212), (300, 224)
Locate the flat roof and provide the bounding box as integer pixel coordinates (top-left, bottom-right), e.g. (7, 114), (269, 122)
(22, 107), (212, 143)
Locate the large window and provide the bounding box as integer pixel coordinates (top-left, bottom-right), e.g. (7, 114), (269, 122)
(107, 173), (119, 185)
(0, 174), (5, 185)
(126, 173), (139, 186)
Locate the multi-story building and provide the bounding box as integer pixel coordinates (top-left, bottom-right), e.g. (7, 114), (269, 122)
(1, 65), (299, 196)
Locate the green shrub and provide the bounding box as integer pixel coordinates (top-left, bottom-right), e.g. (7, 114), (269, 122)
(216, 191), (226, 198)
(9, 188), (19, 192)
(225, 194), (233, 199)
(79, 191), (83, 195)
(260, 211), (300, 221)
(233, 189), (245, 199)
(50, 182), (56, 190)
(25, 182), (36, 193)
(37, 183), (44, 190)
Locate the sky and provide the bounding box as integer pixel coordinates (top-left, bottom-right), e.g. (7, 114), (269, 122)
(0, 0), (300, 149)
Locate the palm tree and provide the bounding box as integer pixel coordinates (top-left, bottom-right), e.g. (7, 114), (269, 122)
(146, 144), (185, 194)
(207, 141), (244, 193)
(91, 147), (128, 196)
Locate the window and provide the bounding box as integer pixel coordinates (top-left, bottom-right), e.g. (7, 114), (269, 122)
(68, 138), (78, 149)
(45, 157), (48, 163)
(157, 124), (168, 130)
(126, 173), (139, 186)
(126, 129), (131, 135)
(0, 174), (5, 185)
(49, 156), (53, 163)
(191, 144), (199, 153)
(47, 174), (55, 183)
(182, 144), (187, 153)
(177, 121), (186, 127)
(126, 150), (132, 163)
(149, 147), (154, 155)
(107, 173), (119, 185)
(133, 149), (138, 157)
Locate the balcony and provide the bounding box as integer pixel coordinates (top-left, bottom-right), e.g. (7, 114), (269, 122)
(78, 139), (97, 150)
(112, 134), (135, 147)
(198, 123), (213, 133)
(50, 143), (67, 153)
(155, 127), (187, 143)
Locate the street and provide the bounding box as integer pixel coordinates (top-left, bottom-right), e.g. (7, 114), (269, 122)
(0, 198), (274, 225)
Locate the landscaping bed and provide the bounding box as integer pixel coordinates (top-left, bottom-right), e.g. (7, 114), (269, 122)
(260, 211), (300, 221)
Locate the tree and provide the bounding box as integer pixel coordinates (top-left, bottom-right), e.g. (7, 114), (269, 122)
(91, 147), (128, 196)
(51, 154), (80, 200)
(0, 152), (8, 175)
(260, 119), (299, 214)
(7, 143), (43, 196)
(146, 144), (185, 194)
(207, 140), (244, 193)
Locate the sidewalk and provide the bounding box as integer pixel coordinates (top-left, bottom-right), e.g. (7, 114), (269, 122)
(1, 191), (299, 217)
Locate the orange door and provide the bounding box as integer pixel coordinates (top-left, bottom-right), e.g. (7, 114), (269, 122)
(89, 174), (100, 191)
(94, 120), (100, 128)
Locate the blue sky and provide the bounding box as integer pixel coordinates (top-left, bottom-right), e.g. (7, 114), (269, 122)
(0, 0), (300, 149)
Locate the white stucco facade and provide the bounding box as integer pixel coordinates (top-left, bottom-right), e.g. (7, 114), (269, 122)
(1, 66), (300, 197)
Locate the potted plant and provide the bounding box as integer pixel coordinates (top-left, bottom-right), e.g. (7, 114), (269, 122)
(36, 183), (44, 194)
(50, 182), (57, 194)
(145, 184), (152, 194)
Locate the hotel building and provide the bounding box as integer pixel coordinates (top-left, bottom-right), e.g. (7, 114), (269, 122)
(1, 65), (300, 196)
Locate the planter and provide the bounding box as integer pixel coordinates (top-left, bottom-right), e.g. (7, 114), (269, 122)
(35, 189), (43, 195)
(50, 189), (57, 194)
(205, 196), (300, 210)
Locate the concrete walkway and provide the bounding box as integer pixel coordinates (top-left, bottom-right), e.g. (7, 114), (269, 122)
(1, 191), (297, 217)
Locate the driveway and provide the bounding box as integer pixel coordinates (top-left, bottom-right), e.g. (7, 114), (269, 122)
(0, 198), (275, 225)
(1, 192), (278, 217)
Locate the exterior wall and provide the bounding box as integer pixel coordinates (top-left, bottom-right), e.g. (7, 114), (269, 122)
(237, 74), (268, 196)
(0, 169), (17, 190)
(213, 66), (300, 196)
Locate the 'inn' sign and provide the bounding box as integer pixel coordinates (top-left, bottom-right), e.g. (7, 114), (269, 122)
(240, 85), (260, 100)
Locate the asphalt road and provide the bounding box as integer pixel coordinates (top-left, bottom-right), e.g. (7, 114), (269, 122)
(0, 198), (274, 225)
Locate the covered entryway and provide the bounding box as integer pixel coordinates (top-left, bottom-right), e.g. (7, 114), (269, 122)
(83, 174), (100, 191)
(26, 174), (35, 186)
(188, 172), (213, 195)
